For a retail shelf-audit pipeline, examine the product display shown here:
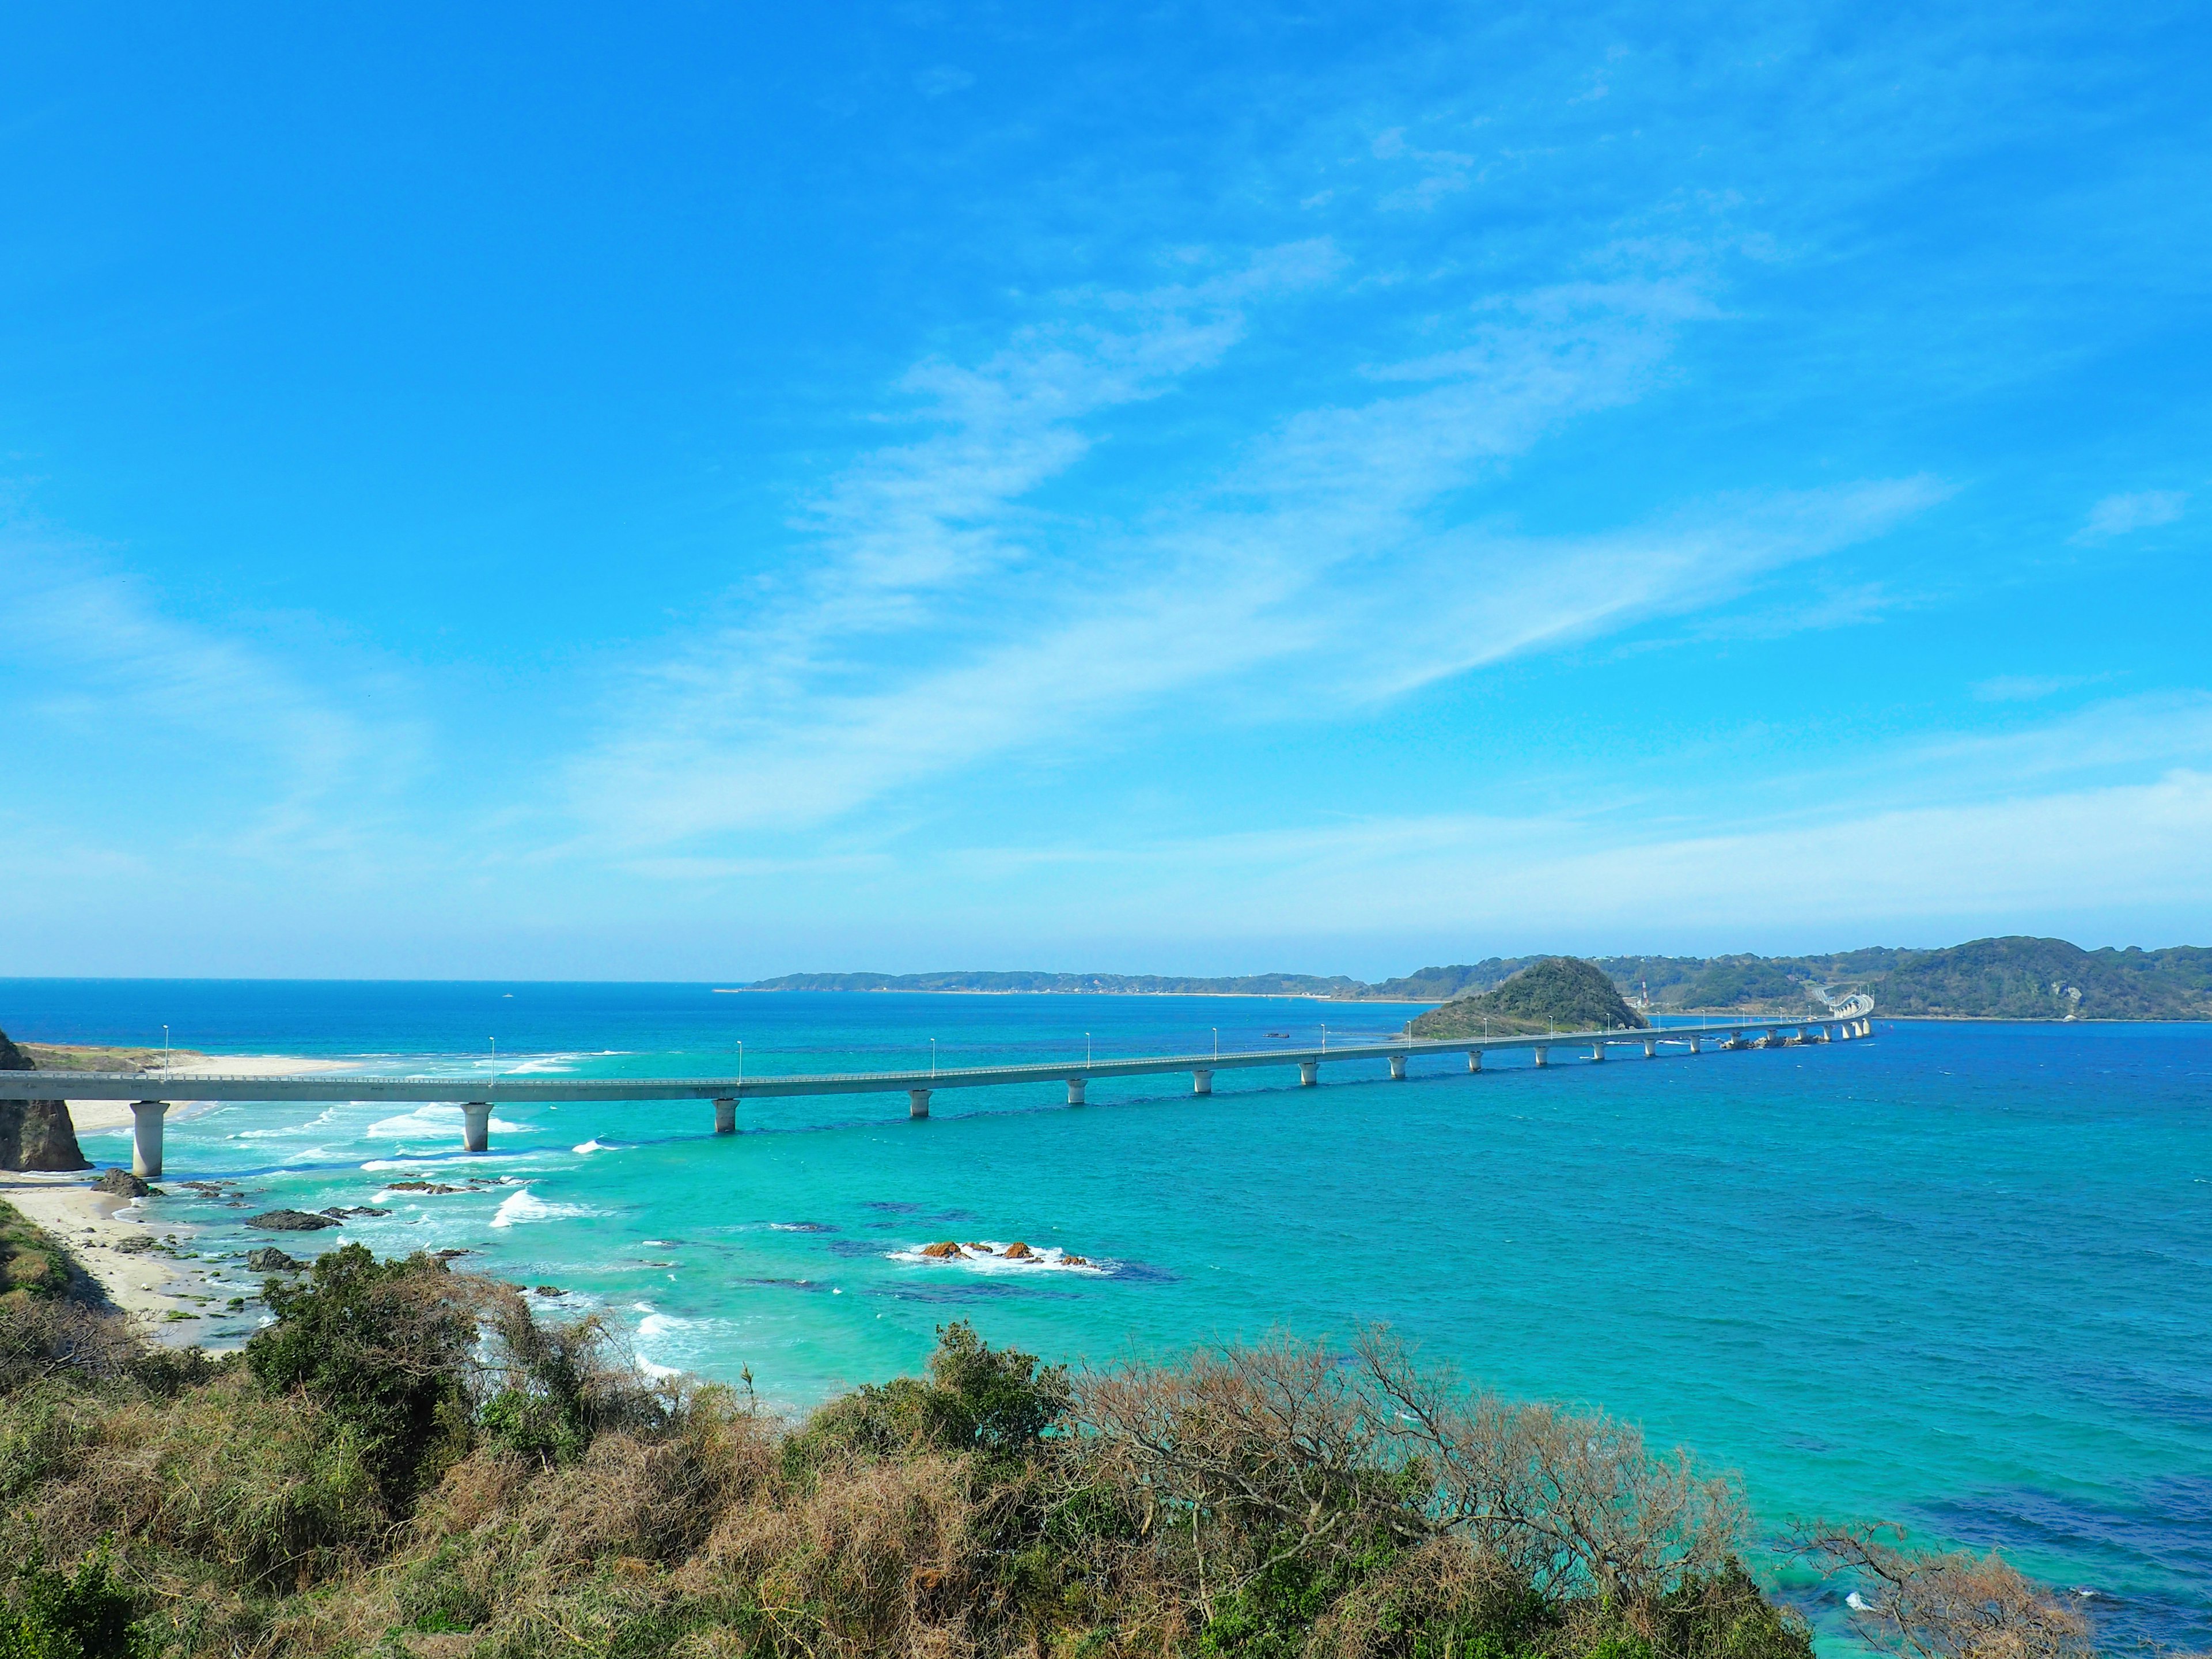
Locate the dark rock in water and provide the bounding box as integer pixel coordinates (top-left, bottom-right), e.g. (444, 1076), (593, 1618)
(431, 1248), (474, 1260)
(532, 1285), (565, 1296)
(248, 1209), (340, 1231)
(93, 1168), (150, 1198)
(113, 1236), (158, 1255)
(247, 1247), (301, 1272)
(317, 1205), (392, 1219)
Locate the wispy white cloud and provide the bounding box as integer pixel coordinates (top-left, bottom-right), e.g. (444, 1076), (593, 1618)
(1971, 671), (2116, 702)
(0, 520), (422, 852)
(914, 65), (974, 98)
(904, 698), (2212, 944)
(2073, 488), (2187, 543)
(569, 255), (1940, 854)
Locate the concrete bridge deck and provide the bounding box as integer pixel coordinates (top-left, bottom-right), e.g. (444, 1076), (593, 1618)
(0, 1005), (1873, 1176)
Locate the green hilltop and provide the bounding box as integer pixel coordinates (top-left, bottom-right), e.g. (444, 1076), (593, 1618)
(1410, 957), (1647, 1039)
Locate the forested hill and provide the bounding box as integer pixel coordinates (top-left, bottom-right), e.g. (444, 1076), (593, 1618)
(741, 938), (2212, 1020)
(1869, 937), (2212, 1019)
(1411, 958), (1645, 1039)
(742, 970), (1362, 996)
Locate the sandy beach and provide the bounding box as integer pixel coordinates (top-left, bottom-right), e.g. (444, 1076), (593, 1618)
(58, 1051), (354, 1133)
(8, 1054), (355, 1343)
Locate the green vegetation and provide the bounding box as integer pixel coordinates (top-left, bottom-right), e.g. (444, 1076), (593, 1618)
(1869, 937), (2212, 1019)
(0, 1203), (2113, 1659)
(0, 1202), (74, 1303)
(16, 1046), (207, 1074)
(0, 1234), (1890, 1659)
(1678, 960), (1803, 1009)
(740, 937), (2212, 1020)
(1411, 957), (1646, 1039)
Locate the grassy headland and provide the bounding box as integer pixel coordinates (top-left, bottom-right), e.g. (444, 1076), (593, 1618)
(0, 1213), (2103, 1659)
(16, 1043), (210, 1072)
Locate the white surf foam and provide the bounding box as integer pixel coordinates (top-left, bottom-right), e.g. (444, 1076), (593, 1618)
(888, 1239), (1105, 1274)
(488, 1186), (601, 1229)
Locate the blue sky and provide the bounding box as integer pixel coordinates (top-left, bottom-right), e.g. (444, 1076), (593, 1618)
(3, 2), (2208, 979)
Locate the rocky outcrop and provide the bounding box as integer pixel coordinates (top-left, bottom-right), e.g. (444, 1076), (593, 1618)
(248, 1209), (341, 1231)
(0, 1025), (89, 1172)
(93, 1168), (150, 1197)
(919, 1240), (964, 1259)
(1002, 1241), (1034, 1259)
(247, 1247), (302, 1272)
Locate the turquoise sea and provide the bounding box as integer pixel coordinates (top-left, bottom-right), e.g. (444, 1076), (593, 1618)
(3, 980), (2207, 1649)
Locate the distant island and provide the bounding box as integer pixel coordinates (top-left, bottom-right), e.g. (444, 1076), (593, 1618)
(745, 935), (2212, 1022)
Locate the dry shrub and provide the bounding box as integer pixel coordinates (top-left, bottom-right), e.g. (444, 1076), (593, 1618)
(1797, 1524), (2096, 1659)
(1068, 1326), (1747, 1624)
(703, 1450), (983, 1659)
(1349, 1328), (1747, 1605)
(21, 1366), (387, 1592)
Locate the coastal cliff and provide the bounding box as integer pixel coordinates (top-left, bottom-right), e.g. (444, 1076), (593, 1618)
(0, 1027), (90, 1172)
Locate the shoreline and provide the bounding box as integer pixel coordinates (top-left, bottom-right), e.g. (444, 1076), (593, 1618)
(57, 1052), (354, 1134)
(6, 1053), (351, 1340)
(0, 1175), (244, 1343)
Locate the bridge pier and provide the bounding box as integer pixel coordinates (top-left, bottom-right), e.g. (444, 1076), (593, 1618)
(1067, 1078), (1086, 1105)
(1590, 1043), (1606, 1062)
(1643, 1039), (1657, 1058)
(1298, 1061), (1319, 1086)
(1389, 1054), (1407, 1080)
(462, 1101), (492, 1153)
(714, 1097), (737, 1135)
(908, 1089), (931, 1119)
(130, 1100), (168, 1179)
(1192, 1070), (1213, 1096)
(1533, 1047), (1549, 1067)
(1467, 1050), (1483, 1072)
(1689, 1036), (1702, 1054)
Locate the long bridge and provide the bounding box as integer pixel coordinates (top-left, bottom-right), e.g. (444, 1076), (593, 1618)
(1, 1002), (1874, 1177)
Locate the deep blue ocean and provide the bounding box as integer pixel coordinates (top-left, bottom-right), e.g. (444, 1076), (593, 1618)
(2, 979), (2206, 1650)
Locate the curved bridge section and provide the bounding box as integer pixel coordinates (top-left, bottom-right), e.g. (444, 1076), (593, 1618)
(0, 1012), (1873, 1176)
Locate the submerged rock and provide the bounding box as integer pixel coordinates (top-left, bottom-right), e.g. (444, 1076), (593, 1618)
(246, 1247), (301, 1272)
(1060, 1254), (1089, 1267)
(531, 1285), (566, 1297)
(248, 1209), (340, 1231)
(92, 1168), (150, 1198)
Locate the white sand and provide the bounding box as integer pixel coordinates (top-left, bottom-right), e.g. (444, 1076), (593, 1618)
(2, 1052), (354, 1344)
(61, 1052), (354, 1132)
(0, 1175), (252, 1342)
